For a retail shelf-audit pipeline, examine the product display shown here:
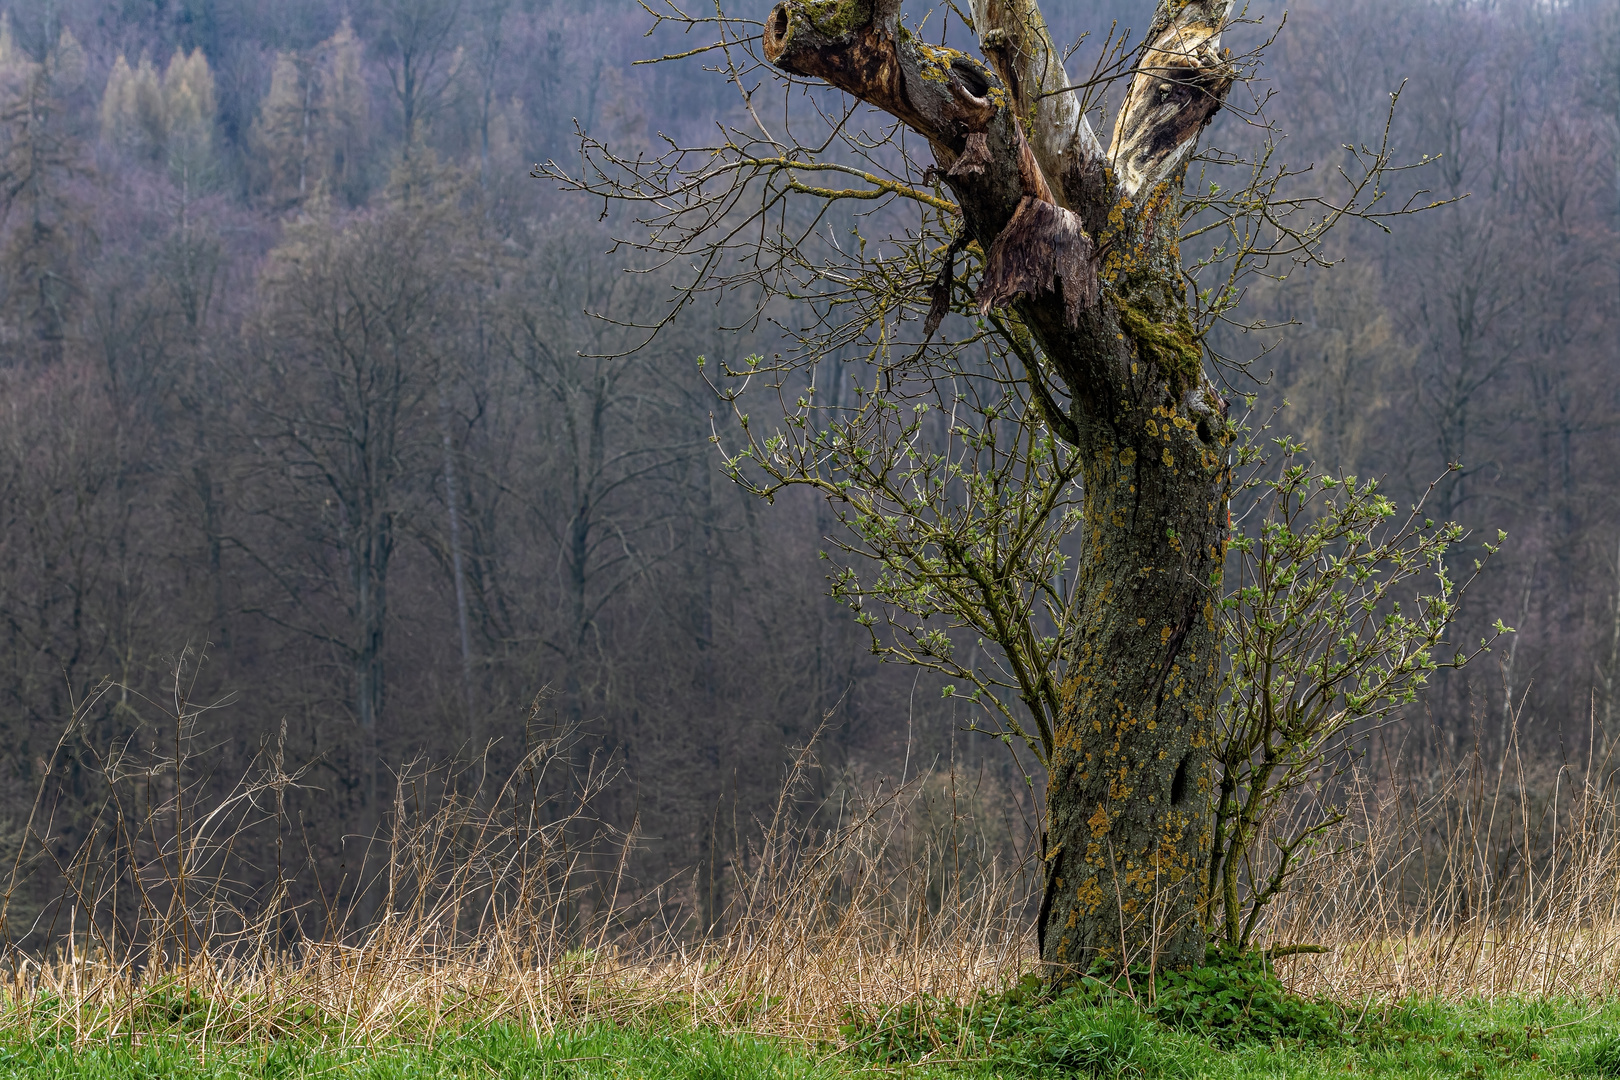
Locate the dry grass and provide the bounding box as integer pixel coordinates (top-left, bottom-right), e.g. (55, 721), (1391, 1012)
(8, 693), (1620, 1051)
(0, 700), (1036, 1047)
(1267, 723), (1620, 1001)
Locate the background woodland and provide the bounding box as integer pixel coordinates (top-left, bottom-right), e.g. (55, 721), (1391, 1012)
(0, 0), (1615, 946)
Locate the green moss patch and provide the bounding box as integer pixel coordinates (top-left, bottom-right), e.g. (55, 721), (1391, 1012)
(800, 0), (869, 38)
(1109, 265), (1203, 395)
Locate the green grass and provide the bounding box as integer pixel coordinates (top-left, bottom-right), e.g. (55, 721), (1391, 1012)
(5, 975), (1620, 1079)
(834, 989), (1620, 1078)
(0, 1026), (843, 1080)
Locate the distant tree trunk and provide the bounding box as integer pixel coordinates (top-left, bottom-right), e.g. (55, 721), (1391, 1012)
(765, 0), (1235, 972)
(381, 0), (463, 165)
(299, 71), (314, 198)
(439, 387), (477, 749)
(351, 507), (392, 817)
(1600, 539), (1620, 756)
(474, 0), (509, 185)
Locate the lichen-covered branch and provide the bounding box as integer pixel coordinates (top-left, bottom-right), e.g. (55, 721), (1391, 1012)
(763, 0), (1026, 237)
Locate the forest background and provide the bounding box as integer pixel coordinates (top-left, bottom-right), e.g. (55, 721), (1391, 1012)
(0, 0), (1615, 951)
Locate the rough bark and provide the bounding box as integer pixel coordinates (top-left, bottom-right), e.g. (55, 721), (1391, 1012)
(765, 0), (1234, 973)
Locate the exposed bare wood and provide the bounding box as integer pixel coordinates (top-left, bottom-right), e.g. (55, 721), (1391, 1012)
(978, 196), (1097, 325)
(969, 0), (1107, 212)
(1110, 1), (1237, 196)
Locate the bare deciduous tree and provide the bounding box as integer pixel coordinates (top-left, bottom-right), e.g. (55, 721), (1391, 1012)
(240, 180), (480, 823)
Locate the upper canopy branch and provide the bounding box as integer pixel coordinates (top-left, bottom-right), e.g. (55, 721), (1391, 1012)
(764, 1), (1235, 223)
(759, 0), (1239, 420)
(968, 0), (1108, 214)
(763, 1), (1002, 160)
(1111, 1), (1237, 196)
(763, 0), (1082, 339)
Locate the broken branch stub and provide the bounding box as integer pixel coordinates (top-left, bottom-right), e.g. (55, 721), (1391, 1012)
(947, 132), (992, 178)
(1110, 13), (1236, 195)
(922, 233), (970, 341)
(978, 197), (1098, 327)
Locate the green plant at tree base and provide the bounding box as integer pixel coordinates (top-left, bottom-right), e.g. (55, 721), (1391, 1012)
(834, 957), (1620, 1077)
(1207, 425), (1509, 948)
(839, 945), (1343, 1071)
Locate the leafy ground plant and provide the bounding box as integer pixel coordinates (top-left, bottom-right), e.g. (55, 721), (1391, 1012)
(839, 947), (1342, 1063)
(1208, 431), (1507, 949)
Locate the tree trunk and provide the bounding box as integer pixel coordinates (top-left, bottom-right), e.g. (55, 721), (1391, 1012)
(765, 0), (1234, 973)
(352, 512), (392, 822)
(439, 386), (477, 750)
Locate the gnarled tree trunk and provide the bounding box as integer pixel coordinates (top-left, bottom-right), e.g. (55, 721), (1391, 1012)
(764, 0), (1234, 973)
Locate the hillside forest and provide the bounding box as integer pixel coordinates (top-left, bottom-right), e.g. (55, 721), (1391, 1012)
(0, 0), (1616, 946)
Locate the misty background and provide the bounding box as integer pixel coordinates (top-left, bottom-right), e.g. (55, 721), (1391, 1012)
(0, 0), (1615, 942)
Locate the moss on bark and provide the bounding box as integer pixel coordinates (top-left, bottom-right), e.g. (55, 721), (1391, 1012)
(798, 0), (876, 37)
(1117, 300), (1202, 395)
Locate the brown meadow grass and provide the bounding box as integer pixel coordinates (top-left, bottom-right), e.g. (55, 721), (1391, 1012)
(5, 691), (1620, 1049)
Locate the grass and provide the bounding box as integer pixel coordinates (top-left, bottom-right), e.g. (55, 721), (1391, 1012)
(2, 993), (1619, 1079)
(2, 952), (1617, 1078)
(0, 1024), (839, 1079)
(10, 695), (1620, 1076)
